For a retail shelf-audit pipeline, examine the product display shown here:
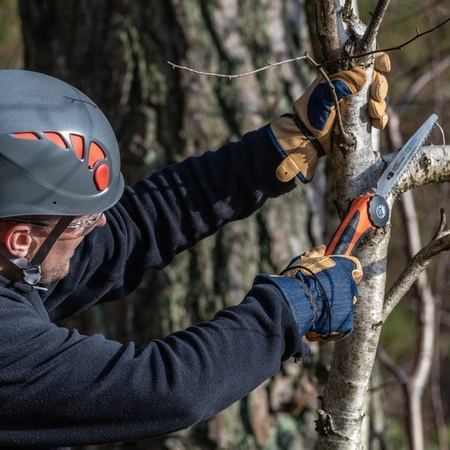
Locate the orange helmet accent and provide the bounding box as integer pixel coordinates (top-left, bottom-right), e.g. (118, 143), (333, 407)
(14, 132), (40, 140)
(43, 132), (67, 149)
(94, 163), (110, 191)
(70, 133), (84, 160)
(88, 141), (106, 169)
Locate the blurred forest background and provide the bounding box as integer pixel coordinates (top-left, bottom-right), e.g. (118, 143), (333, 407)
(0, 0), (449, 448)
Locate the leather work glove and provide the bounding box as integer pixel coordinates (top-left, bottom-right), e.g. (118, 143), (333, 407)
(268, 52), (391, 183)
(280, 245), (363, 342)
(368, 52), (391, 129)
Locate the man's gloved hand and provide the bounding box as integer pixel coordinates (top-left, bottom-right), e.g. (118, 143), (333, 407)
(268, 52), (391, 183)
(368, 52), (391, 129)
(280, 245), (363, 342)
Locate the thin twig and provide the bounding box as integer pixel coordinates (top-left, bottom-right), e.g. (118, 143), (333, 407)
(436, 122), (446, 146)
(169, 52), (349, 142)
(433, 208), (447, 240)
(167, 17), (448, 140)
(167, 55), (308, 80)
(382, 214), (450, 321)
(377, 346), (408, 385)
(168, 15), (448, 168)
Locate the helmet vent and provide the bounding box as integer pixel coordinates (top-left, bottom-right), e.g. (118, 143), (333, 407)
(88, 142), (106, 169)
(43, 132), (67, 149)
(70, 133), (84, 159)
(14, 131), (67, 150)
(14, 132), (40, 141)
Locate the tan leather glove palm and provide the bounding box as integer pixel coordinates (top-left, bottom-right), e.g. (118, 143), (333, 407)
(269, 53), (391, 183)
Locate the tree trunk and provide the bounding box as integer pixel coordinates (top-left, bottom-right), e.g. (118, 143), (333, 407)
(19, 1), (322, 448)
(312, 2), (450, 449)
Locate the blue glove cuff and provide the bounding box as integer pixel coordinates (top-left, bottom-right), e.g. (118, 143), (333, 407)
(254, 274), (315, 337)
(256, 256), (358, 341)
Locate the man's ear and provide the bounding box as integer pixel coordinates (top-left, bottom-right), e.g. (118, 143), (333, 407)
(0, 223), (33, 258)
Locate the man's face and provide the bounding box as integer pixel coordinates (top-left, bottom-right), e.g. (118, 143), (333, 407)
(36, 235), (84, 284)
(29, 213), (107, 284)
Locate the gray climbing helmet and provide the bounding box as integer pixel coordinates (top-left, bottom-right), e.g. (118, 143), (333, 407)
(0, 70), (125, 287)
(0, 69), (124, 218)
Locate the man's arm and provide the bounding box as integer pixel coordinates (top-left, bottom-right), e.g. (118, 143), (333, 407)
(0, 282), (305, 447)
(45, 126), (294, 319)
(118, 125), (295, 266)
(1, 245), (360, 447)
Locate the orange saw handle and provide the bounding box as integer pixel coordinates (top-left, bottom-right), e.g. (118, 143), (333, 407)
(305, 194), (389, 343)
(326, 194), (389, 256)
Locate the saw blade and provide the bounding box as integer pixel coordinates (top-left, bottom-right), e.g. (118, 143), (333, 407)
(376, 113), (438, 199)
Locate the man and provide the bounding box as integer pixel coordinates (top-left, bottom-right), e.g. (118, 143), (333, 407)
(0, 56), (389, 448)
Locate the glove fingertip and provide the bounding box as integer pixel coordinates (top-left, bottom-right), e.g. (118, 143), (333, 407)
(305, 331), (321, 342)
(374, 52), (392, 72)
(371, 114), (389, 130)
(370, 72), (389, 101)
(352, 268), (363, 285)
(368, 97), (388, 129)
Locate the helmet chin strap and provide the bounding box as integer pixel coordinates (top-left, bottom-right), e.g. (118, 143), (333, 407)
(0, 216), (75, 290)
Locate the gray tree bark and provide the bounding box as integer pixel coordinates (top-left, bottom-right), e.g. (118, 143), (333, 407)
(311, 2), (450, 449)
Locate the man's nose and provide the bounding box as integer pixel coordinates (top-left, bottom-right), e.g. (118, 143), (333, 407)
(96, 213), (107, 228)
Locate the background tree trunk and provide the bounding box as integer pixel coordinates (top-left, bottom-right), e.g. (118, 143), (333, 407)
(19, 1), (327, 448)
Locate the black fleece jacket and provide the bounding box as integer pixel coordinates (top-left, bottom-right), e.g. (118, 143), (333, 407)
(0, 127), (313, 449)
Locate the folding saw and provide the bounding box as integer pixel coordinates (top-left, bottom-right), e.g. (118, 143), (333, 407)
(326, 113), (438, 256)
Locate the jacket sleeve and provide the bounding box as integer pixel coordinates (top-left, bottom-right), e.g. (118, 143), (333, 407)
(112, 126), (293, 269)
(0, 281), (309, 447)
(45, 126), (295, 319)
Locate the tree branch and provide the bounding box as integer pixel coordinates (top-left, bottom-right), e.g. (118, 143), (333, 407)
(358, 0), (391, 52)
(341, 144), (450, 210)
(314, 0), (343, 64)
(382, 214), (450, 321)
(320, 16), (450, 69)
(388, 145), (450, 200)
